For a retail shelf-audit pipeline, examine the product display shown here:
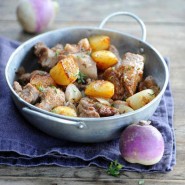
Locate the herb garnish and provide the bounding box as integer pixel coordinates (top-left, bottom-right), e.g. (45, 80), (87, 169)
(109, 76), (115, 81)
(107, 160), (123, 177)
(77, 71), (87, 84)
(55, 50), (60, 57)
(76, 55), (81, 59)
(49, 85), (58, 93)
(86, 51), (91, 55)
(77, 54), (86, 59)
(38, 86), (44, 92)
(138, 179), (145, 185)
(50, 85), (56, 88)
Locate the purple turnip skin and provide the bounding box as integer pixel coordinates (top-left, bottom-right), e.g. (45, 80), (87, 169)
(119, 121), (164, 165)
(30, 0), (54, 32)
(17, 0), (59, 33)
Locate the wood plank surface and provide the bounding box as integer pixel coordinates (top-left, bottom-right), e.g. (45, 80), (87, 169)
(0, 0), (185, 184)
(1, 0), (185, 23)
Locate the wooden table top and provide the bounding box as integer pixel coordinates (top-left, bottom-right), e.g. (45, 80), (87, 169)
(0, 0), (184, 184)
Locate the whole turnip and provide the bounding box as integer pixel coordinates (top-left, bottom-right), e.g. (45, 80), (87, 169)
(16, 0), (59, 33)
(119, 120), (164, 165)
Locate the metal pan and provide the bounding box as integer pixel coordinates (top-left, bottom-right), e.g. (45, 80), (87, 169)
(5, 12), (169, 143)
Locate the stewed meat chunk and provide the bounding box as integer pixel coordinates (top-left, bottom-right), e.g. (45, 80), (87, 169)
(30, 73), (56, 88)
(77, 97), (119, 117)
(103, 52), (144, 100)
(18, 70), (49, 85)
(138, 76), (160, 95)
(36, 86), (65, 111)
(117, 52), (144, 99)
(13, 81), (39, 104)
(64, 38), (91, 54)
(77, 97), (100, 118)
(94, 102), (119, 117)
(103, 67), (124, 100)
(34, 42), (63, 69)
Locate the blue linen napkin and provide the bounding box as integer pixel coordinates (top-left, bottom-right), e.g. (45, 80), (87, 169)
(0, 36), (176, 172)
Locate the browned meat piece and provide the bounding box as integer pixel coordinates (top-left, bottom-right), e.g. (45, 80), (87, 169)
(117, 52), (144, 99)
(77, 97), (119, 118)
(30, 73), (56, 88)
(34, 42), (62, 69)
(103, 67), (124, 100)
(51, 44), (63, 52)
(138, 76), (160, 95)
(64, 44), (79, 53)
(78, 38), (91, 52)
(13, 81), (39, 104)
(30, 70), (48, 77)
(64, 38), (91, 54)
(109, 45), (122, 67)
(13, 81), (22, 94)
(71, 53), (97, 79)
(77, 97), (100, 117)
(18, 70), (48, 85)
(18, 73), (31, 85)
(36, 87), (65, 111)
(94, 102), (119, 117)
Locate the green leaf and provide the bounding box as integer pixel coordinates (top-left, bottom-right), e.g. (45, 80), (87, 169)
(86, 51), (91, 55)
(77, 71), (87, 84)
(55, 50), (60, 57)
(37, 85), (44, 92)
(106, 160), (123, 177)
(138, 179), (145, 185)
(49, 85), (57, 93)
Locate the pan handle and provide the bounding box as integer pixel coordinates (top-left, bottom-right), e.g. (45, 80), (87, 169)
(22, 107), (87, 129)
(99, 12), (146, 42)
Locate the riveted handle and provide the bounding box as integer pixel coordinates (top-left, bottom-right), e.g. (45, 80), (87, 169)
(99, 12), (146, 41)
(22, 107), (87, 129)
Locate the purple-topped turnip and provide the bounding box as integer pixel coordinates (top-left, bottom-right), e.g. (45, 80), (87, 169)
(119, 120), (164, 165)
(16, 0), (59, 33)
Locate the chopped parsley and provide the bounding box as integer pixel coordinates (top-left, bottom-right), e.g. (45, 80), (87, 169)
(138, 179), (145, 185)
(49, 85), (58, 93)
(50, 85), (56, 88)
(76, 55), (81, 59)
(124, 66), (133, 73)
(76, 54), (86, 59)
(109, 76), (115, 81)
(122, 97), (127, 101)
(77, 71), (87, 84)
(55, 50), (60, 57)
(86, 51), (91, 55)
(107, 160), (123, 177)
(37, 86), (44, 92)
(51, 109), (57, 113)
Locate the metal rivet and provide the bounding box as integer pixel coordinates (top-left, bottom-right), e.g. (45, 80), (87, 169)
(78, 122), (85, 129)
(139, 48), (144, 54)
